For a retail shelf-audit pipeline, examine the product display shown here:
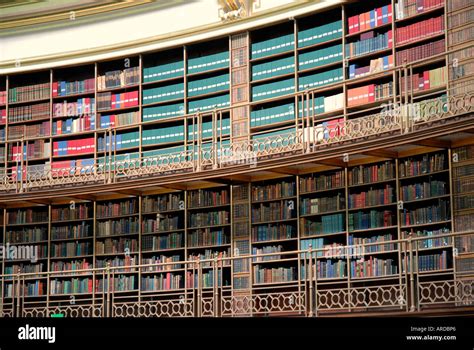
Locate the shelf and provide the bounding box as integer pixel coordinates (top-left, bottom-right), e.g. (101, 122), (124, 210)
(142, 75), (184, 87)
(97, 105), (139, 114)
(141, 268), (186, 275)
(187, 66), (229, 78)
(51, 218), (93, 224)
(187, 223), (231, 230)
(349, 225), (399, 233)
(50, 255), (94, 260)
(348, 178), (396, 188)
(187, 203), (230, 211)
(251, 257), (298, 265)
(347, 47), (392, 62)
(346, 22), (392, 39)
(6, 221), (49, 227)
(8, 116), (51, 126)
(395, 32), (445, 50)
(250, 50), (294, 64)
(186, 243), (231, 250)
(251, 217), (297, 225)
(297, 37), (342, 53)
(8, 97), (50, 106)
(347, 203), (396, 211)
(401, 194), (450, 204)
(95, 232), (139, 239)
(142, 208), (184, 215)
(350, 274), (400, 281)
(142, 247), (185, 253)
(142, 228), (185, 235)
(96, 213), (139, 220)
(142, 97), (184, 108)
(251, 72), (295, 86)
(395, 4), (445, 24)
(297, 61), (343, 76)
(401, 220), (451, 229)
(251, 196), (297, 204)
(53, 90), (95, 100)
(301, 231), (347, 239)
(300, 186), (346, 196)
(398, 169), (449, 180)
(97, 83), (140, 93)
(251, 237), (297, 245)
(51, 236), (94, 242)
(300, 209), (346, 218)
(186, 88), (229, 101)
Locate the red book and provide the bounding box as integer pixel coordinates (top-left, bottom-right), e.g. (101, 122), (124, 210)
(376, 7), (383, 27)
(424, 71), (430, 90)
(387, 3), (393, 22)
(359, 13), (365, 32)
(387, 30), (393, 48)
(348, 16), (355, 34)
(353, 14), (360, 33)
(52, 82), (58, 97)
(368, 84), (375, 103)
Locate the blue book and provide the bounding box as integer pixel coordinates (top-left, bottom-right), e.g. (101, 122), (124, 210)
(382, 5), (388, 24)
(370, 10), (376, 28)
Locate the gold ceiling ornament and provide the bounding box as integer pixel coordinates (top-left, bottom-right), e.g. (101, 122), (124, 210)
(217, 0), (257, 21)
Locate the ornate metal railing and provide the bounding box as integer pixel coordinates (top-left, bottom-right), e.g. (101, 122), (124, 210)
(1, 230), (473, 317)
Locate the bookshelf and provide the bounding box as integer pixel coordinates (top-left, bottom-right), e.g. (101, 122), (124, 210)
(141, 192), (185, 292)
(250, 178), (298, 286)
(452, 145), (474, 278)
(95, 198), (139, 294)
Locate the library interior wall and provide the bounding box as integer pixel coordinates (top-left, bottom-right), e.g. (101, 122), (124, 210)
(0, 0), (342, 73)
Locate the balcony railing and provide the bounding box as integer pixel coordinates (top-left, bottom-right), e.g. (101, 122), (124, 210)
(1, 230), (473, 317)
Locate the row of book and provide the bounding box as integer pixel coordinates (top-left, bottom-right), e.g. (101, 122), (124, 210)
(252, 201), (295, 222)
(348, 185), (394, 209)
(188, 248), (231, 267)
(347, 4), (393, 35)
(52, 138), (95, 156)
(396, 38), (445, 64)
(251, 33), (294, 60)
(252, 224), (296, 242)
(251, 181), (295, 202)
(349, 55), (394, 79)
(53, 98), (95, 117)
(9, 83), (50, 103)
(8, 102), (50, 123)
(143, 82), (184, 105)
(7, 209), (48, 224)
(351, 257), (398, 278)
(52, 78), (95, 97)
(348, 210), (394, 231)
(142, 124), (184, 146)
(5, 263), (45, 275)
(51, 223), (91, 240)
(100, 111), (140, 128)
(143, 60), (184, 83)
(97, 131), (140, 152)
(347, 82), (393, 107)
(188, 189), (229, 208)
(53, 115), (95, 135)
(51, 242), (92, 258)
(395, 0), (444, 20)
(404, 251), (448, 272)
(6, 227), (47, 244)
(400, 180), (447, 201)
(142, 194), (182, 213)
(297, 44), (343, 71)
(188, 93), (230, 113)
(301, 213), (345, 235)
(400, 66), (446, 93)
(301, 195), (345, 215)
(142, 102), (184, 122)
(187, 229), (229, 247)
(345, 30), (393, 59)
(298, 67), (343, 91)
(187, 50), (229, 74)
(250, 102), (294, 128)
(96, 256), (137, 271)
(142, 215), (181, 233)
(97, 275), (136, 292)
(97, 91), (139, 111)
(252, 77), (294, 102)
(96, 218), (140, 237)
(401, 200), (450, 226)
(142, 255), (182, 272)
(142, 233), (184, 251)
(187, 73), (229, 97)
(298, 92), (344, 117)
(252, 245), (283, 262)
(253, 266), (296, 284)
(396, 15), (444, 45)
(141, 274), (183, 291)
(0, 91), (6, 105)
(300, 171), (345, 193)
(404, 228), (451, 249)
(297, 19), (342, 48)
(399, 153), (446, 177)
(10, 140), (50, 161)
(97, 199), (138, 218)
(50, 278), (93, 295)
(349, 234), (396, 253)
(95, 238), (138, 255)
(8, 121), (51, 140)
(50, 259), (92, 273)
(97, 67), (140, 91)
